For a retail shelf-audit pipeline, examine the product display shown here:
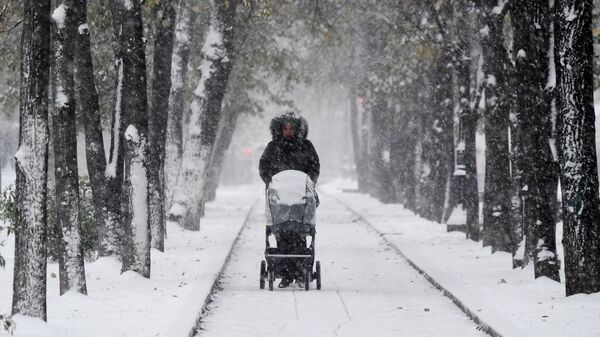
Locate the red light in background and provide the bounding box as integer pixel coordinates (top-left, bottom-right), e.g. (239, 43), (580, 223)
(241, 147), (253, 158)
(357, 96), (365, 108)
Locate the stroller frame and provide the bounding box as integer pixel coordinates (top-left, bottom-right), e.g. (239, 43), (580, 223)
(260, 222), (321, 291)
(259, 171), (321, 291)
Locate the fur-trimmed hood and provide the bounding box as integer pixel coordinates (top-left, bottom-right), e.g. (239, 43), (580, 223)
(269, 111), (309, 141)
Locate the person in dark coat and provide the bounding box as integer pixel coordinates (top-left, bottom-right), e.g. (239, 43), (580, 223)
(259, 111), (320, 288)
(259, 111), (320, 184)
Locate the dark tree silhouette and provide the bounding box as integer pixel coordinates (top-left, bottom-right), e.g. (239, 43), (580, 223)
(12, 0), (51, 321)
(555, 0), (600, 295)
(52, 0), (87, 294)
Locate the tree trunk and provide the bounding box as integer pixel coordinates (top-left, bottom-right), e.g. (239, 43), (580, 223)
(432, 53), (455, 224)
(360, 17), (393, 202)
(415, 69), (441, 221)
(555, 0), (600, 295)
(367, 93), (394, 203)
(103, 0), (128, 257)
(477, 1), (512, 253)
(357, 88), (371, 193)
(462, 109), (479, 241)
(121, 125), (151, 277)
(395, 82), (418, 211)
(168, 0), (238, 230)
(349, 87), (368, 192)
(453, 0), (479, 240)
(12, 0), (51, 321)
(148, 0), (176, 252)
(414, 74), (433, 218)
(102, 58), (125, 257)
(52, 0), (87, 295)
(112, 0), (151, 277)
(512, 0), (560, 280)
(73, 0), (107, 256)
(389, 96), (405, 204)
(205, 108), (238, 202)
(509, 1), (527, 267)
(165, 0), (197, 208)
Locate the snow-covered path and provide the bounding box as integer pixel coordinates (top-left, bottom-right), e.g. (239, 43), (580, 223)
(196, 195), (488, 337)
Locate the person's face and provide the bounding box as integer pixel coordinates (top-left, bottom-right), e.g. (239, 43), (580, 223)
(282, 122), (296, 140)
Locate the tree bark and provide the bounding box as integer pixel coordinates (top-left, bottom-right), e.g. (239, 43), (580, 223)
(393, 82), (418, 211)
(169, 0), (238, 230)
(415, 69), (441, 221)
(357, 86), (372, 193)
(555, 0), (600, 295)
(509, 1), (527, 267)
(361, 12), (394, 203)
(462, 109), (479, 241)
(102, 58), (125, 257)
(148, 0), (176, 252)
(165, 0), (197, 208)
(414, 74), (433, 218)
(349, 87), (368, 192)
(431, 53), (455, 223)
(103, 0), (127, 257)
(112, 0), (151, 277)
(205, 108), (238, 202)
(52, 0), (87, 295)
(73, 0), (108, 256)
(477, 1), (512, 253)
(453, 0), (479, 240)
(99, 58), (125, 256)
(512, 0), (560, 280)
(367, 92), (394, 203)
(12, 0), (51, 320)
(121, 125), (150, 277)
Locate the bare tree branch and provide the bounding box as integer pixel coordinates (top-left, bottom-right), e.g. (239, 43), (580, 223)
(0, 19), (23, 34)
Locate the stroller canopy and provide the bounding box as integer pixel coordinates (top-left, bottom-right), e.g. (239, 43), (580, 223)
(266, 170), (316, 226)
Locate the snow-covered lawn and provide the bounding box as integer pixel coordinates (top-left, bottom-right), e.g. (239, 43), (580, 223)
(323, 180), (600, 337)
(0, 186), (258, 337)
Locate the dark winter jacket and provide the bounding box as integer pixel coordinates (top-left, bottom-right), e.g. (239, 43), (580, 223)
(259, 111), (320, 185)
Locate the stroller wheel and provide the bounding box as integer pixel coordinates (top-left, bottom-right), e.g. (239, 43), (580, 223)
(303, 268), (310, 291)
(315, 261), (321, 290)
(268, 270), (275, 291)
(260, 260), (267, 289)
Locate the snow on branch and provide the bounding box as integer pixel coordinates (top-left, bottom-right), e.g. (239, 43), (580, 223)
(563, 5), (577, 22)
(106, 59), (124, 178)
(52, 4), (67, 29)
(55, 86), (68, 108)
(201, 20), (225, 60)
(193, 19), (228, 101)
(123, 0), (133, 10)
(78, 23), (89, 35)
(125, 124), (140, 143)
(491, 0), (508, 15)
(14, 145), (33, 172)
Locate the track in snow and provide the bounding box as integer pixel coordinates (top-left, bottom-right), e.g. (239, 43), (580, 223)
(194, 195), (489, 337)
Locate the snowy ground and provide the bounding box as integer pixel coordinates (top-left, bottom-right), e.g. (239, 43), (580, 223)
(2, 181), (599, 337)
(322, 179), (600, 337)
(195, 194), (487, 337)
(0, 186), (258, 337)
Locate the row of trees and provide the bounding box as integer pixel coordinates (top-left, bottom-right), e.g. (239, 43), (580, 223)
(7, 0), (319, 321)
(332, 0), (600, 296)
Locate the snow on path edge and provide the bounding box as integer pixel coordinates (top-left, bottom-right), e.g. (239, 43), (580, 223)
(326, 192), (507, 337)
(162, 198), (260, 337)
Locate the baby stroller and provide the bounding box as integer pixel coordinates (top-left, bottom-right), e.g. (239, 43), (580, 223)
(259, 170), (321, 291)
